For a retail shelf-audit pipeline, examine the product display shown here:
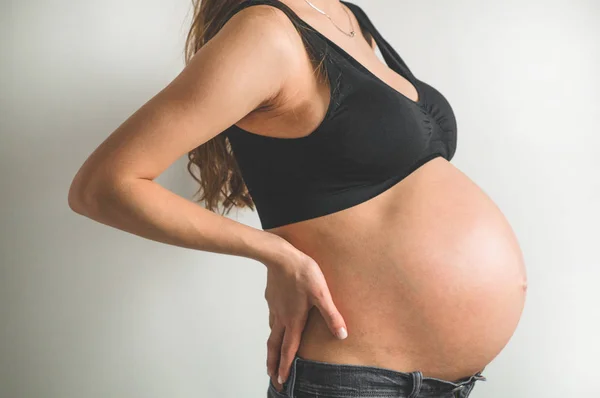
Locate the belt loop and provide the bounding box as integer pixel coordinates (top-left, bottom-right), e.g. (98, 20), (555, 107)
(284, 356), (300, 398)
(451, 370), (488, 397)
(474, 369), (487, 382)
(407, 370), (423, 398)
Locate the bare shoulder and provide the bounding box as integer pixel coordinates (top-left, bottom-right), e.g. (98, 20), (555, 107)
(203, 2), (312, 112)
(69, 2), (311, 188)
(215, 3), (308, 69)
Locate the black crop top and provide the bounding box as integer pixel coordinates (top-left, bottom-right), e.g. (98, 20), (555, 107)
(222, 0), (458, 230)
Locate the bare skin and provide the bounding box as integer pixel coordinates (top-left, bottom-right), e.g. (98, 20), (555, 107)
(69, 3), (349, 392)
(234, 0), (527, 391)
(68, 0), (527, 394)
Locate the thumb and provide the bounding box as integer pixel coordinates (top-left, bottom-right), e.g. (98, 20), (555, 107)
(312, 288), (348, 340)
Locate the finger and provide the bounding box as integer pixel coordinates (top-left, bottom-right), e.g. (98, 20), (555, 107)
(269, 311), (274, 329)
(312, 287), (348, 340)
(266, 319), (285, 388)
(277, 318), (306, 386)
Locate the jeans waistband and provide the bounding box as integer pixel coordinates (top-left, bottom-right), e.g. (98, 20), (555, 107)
(273, 355), (487, 398)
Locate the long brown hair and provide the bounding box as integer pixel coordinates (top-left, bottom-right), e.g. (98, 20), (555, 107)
(183, 0), (332, 218)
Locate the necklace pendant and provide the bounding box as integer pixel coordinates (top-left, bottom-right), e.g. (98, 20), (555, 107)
(349, 31), (355, 37)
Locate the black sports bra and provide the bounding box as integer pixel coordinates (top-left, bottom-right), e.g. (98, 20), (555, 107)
(222, 0), (458, 230)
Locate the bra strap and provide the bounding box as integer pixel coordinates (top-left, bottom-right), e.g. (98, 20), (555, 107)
(223, 0), (310, 34)
(221, 0), (327, 58)
(341, 1), (414, 77)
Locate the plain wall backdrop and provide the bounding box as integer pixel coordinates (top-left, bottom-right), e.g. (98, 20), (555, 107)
(1, 0), (599, 397)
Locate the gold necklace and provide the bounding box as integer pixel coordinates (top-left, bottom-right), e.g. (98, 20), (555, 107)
(302, 0), (356, 37)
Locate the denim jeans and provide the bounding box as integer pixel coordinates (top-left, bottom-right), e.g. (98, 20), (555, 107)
(267, 355), (487, 398)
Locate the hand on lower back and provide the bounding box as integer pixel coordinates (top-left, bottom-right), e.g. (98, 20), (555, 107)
(261, 240), (348, 392)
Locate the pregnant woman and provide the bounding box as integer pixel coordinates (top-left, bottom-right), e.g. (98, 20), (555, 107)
(68, 0), (528, 397)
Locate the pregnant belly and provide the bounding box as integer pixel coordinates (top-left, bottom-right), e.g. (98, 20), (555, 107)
(272, 157), (528, 381)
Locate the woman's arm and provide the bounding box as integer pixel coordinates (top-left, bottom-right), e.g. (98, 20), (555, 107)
(67, 5), (299, 263)
(68, 5), (348, 390)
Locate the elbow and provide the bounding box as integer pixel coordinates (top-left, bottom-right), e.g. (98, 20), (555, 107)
(68, 170), (95, 216)
(67, 169), (109, 217)
(68, 180), (92, 216)
(68, 168), (135, 219)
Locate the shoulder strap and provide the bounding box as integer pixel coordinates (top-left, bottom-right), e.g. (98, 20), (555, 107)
(221, 0), (311, 37)
(341, 1), (414, 76)
(223, 0), (301, 24)
(220, 0), (327, 60)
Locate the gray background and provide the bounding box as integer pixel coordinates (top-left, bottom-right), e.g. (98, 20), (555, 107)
(1, 0), (599, 397)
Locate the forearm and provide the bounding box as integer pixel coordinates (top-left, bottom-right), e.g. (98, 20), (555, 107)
(71, 177), (290, 264)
